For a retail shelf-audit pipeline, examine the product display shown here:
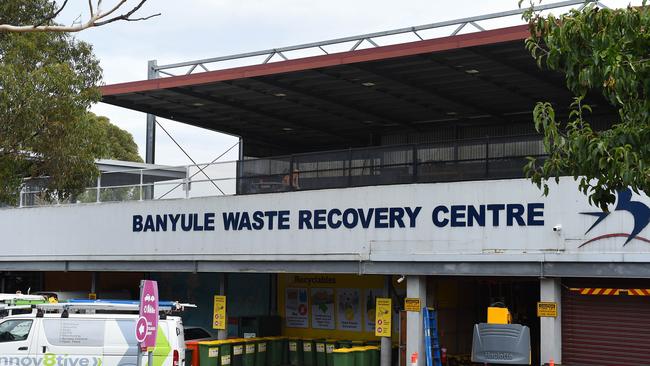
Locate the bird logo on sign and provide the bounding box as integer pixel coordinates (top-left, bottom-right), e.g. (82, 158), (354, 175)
(580, 188), (650, 247)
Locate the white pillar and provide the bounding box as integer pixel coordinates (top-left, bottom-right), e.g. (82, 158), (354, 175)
(406, 276), (427, 366)
(540, 278), (562, 365)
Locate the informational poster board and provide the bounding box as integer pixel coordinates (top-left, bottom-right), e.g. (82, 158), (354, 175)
(212, 295), (226, 330)
(311, 288), (335, 329)
(337, 288), (361, 331)
(285, 288), (309, 328)
(375, 298), (392, 337)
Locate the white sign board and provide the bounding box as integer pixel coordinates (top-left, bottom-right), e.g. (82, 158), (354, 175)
(0, 178), (648, 263)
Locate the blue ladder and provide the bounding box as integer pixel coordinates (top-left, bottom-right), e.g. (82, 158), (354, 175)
(423, 307), (442, 366)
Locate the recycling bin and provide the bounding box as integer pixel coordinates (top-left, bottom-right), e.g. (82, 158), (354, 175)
(280, 337), (289, 365)
(186, 341), (200, 366)
(199, 340), (232, 366)
(256, 338), (268, 366)
(230, 339), (245, 366)
(364, 346), (379, 366)
(243, 338), (257, 366)
(266, 337), (284, 366)
(332, 348), (356, 366)
(325, 339), (338, 366)
(353, 347), (370, 366)
(314, 339), (327, 366)
(302, 338), (316, 366)
(288, 337), (304, 366)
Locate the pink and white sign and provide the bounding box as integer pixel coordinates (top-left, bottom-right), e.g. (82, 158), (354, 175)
(138, 280), (159, 350)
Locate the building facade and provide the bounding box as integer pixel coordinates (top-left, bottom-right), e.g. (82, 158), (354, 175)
(2, 6), (649, 366)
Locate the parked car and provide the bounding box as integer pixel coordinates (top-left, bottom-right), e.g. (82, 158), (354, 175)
(183, 326), (215, 341)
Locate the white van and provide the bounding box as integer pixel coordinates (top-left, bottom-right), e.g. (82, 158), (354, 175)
(0, 311), (186, 366)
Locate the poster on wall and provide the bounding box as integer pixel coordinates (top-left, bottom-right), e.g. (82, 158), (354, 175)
(310, 288), (335, 329)
(337, 288), (361, 331)
(285, 288), (309, 328)
(364, 288), (382, 332)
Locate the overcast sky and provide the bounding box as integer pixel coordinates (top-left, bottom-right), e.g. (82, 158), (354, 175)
(57, 0), (634, 167)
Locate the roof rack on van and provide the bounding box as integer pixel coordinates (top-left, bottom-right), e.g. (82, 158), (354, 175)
(34, 299), (196, 314)
(0, 293), (49, 304)
(0, 304), (34, 311)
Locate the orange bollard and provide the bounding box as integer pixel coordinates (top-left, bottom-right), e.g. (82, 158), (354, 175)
(549, 358), (555, 366)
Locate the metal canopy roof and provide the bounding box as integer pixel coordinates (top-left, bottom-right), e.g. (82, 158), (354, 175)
(101, 23), (614, 156)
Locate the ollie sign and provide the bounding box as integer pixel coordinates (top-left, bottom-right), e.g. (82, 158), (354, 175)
(138, 280), (159, 350)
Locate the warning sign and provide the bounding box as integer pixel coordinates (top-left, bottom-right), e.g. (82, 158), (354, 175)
(375, 297), (392, 337)
(537, 302), (557, 317)
(213, 295), (227, 329)
(404, 298), (421, 312)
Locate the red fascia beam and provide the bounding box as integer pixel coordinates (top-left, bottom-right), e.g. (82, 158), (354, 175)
(101, 24), (530, 96)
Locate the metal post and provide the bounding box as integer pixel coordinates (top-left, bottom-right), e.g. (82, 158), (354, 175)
(347, 148), (353, 187)
(96, 175), (101, 203)
(139, 169), (144, 201)
(144, 60), (158, 201)
(147, 352), (154, 366)
(237, 137), (243, 195)
(289, 155), (294, 190)
(90, 272), (97, 294)
(136, 279), (143, 366)
(218, 274), (228, 340)
(145, 60), (158, 164)
(380, 276), (392, 366)
(412, 145), (418, 182)
(18, 186), (23, 208)
(484, 136), (490, 178)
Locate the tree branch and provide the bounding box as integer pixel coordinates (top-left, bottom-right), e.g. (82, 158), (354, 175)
(34, 0), (70, 28)
(0, 0), (160, 33)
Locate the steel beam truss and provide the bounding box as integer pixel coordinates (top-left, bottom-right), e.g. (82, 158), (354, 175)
(150, 0), (607, 78)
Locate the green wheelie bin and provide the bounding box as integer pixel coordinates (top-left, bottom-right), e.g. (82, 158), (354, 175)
(325, 339), (338, 366)
(256, 338), (268, 366)
(302, 338), (316, 366)
(243, 338), (257, 366)
(230, 338), (245, 366)
(353, 347), (370, 366)
(199, 340), (233, 366)
(266, 337), (284, 366)
(364, 346), (379, 366)
(280, 337), (289, 365)
(332, 348), (356, 366)
(288, 337), (304, 366)
(314, 339), (327, 366)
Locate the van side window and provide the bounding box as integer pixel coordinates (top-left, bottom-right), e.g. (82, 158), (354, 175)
(0, 319), (32, 343)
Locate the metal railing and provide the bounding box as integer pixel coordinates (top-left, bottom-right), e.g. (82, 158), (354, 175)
(150, 0), (606, 78)
(18, 134), (546, 208)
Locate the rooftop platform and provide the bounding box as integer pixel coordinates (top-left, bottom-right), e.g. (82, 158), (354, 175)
(100, 1), (616, 157)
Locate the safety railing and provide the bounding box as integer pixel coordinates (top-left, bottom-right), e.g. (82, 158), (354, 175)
(17, 134), (546, 208)
(149, 0), (606, 78)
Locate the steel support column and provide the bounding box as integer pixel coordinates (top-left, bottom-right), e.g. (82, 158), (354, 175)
(540, 278), (562, 365)
(406, 276), (427, 366)
(380, 276), (392, 366)
(145, 60), (158, 164)
(218, 273), (228, 340)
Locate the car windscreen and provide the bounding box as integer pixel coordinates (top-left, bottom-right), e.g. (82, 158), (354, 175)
(184, 327), (211, 340)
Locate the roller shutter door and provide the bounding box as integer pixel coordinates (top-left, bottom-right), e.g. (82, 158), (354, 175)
(562, 284), (650, 366)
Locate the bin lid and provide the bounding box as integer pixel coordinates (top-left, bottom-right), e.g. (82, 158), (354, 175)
(198, 340), (230, 345)
(332, 348), (356, 353)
